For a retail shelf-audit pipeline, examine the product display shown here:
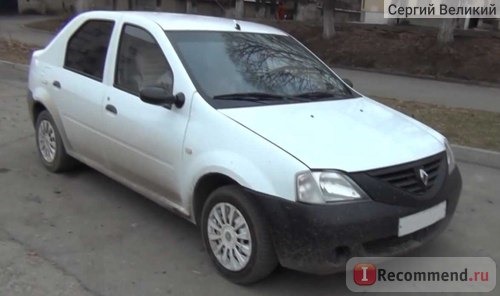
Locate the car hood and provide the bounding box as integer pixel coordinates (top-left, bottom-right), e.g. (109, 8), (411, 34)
(219, 97), (445, 172)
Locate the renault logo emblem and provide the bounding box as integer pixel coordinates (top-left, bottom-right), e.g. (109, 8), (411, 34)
(419, 168), (429, 187)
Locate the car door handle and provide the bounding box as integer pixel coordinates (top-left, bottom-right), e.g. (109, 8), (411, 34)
(105, 104), (118, 115)
(52, 80), (61, 89)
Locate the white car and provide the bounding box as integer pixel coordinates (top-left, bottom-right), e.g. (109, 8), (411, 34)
(28, 11), (462, 284)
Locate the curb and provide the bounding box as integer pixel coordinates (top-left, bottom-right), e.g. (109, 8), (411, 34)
(22, 23), (58, 36)
(452, 144), (500, 170)
(0, 60), (498, 169)
(0, 59), (29, 71)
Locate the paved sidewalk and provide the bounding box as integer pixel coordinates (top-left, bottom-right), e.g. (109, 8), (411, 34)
(0, 15), (55, 47)
(335, 68), (500, 113)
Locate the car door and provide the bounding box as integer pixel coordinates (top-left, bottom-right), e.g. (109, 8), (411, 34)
(101, 23), (190, 204)
(53, 19), (114, 164)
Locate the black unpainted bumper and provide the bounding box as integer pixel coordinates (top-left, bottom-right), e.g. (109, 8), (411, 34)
(249, 167), (462, 274)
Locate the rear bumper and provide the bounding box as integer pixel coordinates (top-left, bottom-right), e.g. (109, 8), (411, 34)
(250, 167), (462, 274)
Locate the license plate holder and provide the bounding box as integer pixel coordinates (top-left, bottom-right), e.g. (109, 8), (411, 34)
(398, 201), (446, 237)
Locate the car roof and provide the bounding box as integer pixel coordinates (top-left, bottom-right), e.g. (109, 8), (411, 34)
(82, 11), (287, 35)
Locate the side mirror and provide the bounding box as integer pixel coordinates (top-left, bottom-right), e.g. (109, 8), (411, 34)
(342, 78), (354, 88)
(139, 86), (185, 109)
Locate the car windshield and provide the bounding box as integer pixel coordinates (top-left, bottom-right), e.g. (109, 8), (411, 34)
(166, 31), (356, 108)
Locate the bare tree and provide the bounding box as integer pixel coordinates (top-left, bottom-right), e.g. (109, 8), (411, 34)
(438, 18), (456, 45)
(255, 0), (266, 18)
(186, 0), (198, 13)
(294, 0), (308, 21)
(223, 33), (340, 94)
(323, 0), (336, 39)
(74, 0), (88, 13)
(235, 0), (244, 18)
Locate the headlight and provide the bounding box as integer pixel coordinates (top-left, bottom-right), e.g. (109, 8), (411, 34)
(296, 171), (368, 204)
(445, 139), (456, 174)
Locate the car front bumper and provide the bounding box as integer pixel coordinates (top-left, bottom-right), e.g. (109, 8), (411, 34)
(249, 166), (462, 274)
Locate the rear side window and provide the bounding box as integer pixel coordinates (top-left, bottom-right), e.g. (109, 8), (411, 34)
(64, 20), (114, 81)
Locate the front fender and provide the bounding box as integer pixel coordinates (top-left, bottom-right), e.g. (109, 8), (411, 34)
(179, 93), (310, 221)
(182, 150), (277, 205)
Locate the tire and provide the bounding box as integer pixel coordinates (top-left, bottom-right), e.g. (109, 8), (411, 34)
(201, 185), (278, 284)
(35, 110), (78, 173)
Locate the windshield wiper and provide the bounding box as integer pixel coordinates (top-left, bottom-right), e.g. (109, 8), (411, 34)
(213, 92), (284, 101)
(296, 91), (353, 100)
(213, 92), (310, 104)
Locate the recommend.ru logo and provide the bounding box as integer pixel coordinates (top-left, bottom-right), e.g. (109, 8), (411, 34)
(347, 257), (496, 292)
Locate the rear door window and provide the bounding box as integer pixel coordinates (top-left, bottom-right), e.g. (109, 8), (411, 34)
(64, 20), (115, 81)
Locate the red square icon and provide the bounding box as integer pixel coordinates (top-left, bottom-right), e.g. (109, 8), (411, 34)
(353, 263), (377, 286)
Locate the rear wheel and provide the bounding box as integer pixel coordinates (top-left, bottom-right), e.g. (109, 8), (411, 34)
(35, 110), (78, 172)
(201, 185), (278, 284)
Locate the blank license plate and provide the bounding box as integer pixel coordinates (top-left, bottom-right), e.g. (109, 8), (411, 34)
(398, 201), (446, 237)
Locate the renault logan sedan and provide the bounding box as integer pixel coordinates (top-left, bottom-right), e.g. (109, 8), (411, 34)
(28, 11), (462, 284)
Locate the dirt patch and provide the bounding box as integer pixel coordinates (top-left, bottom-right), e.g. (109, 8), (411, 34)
(376, 97), (500, 151)
(266, 21), (500, 84)
(0, 39), (39, 64)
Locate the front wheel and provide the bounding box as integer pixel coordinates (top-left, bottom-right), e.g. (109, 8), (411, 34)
(201, 185), (278, 284)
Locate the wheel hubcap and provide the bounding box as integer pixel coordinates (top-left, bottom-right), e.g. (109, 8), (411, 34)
(38, 120), (57, 163)
(207, 202), (252, 271)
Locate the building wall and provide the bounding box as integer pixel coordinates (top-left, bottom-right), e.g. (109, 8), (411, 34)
(362, 11), (388, 24)
(17, 0), (185, 14)
(194, 1), (225, 17)
(18, 0), (365, 20)
(18, 0), (117, 14)
(361, 0), (387, 24)
(295, 3), (320, 22)
(159, 0), (186, 13)
(295, 0), (362, 22)
(362, 0), (383, 13)
(18, 0), (73, 14)
(75, 0), (115, 11)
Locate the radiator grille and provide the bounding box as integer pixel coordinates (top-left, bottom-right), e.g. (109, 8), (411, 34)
(369, 155), (444, 195)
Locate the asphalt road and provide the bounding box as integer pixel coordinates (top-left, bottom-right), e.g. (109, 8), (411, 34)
(0, 64), (499, 295)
